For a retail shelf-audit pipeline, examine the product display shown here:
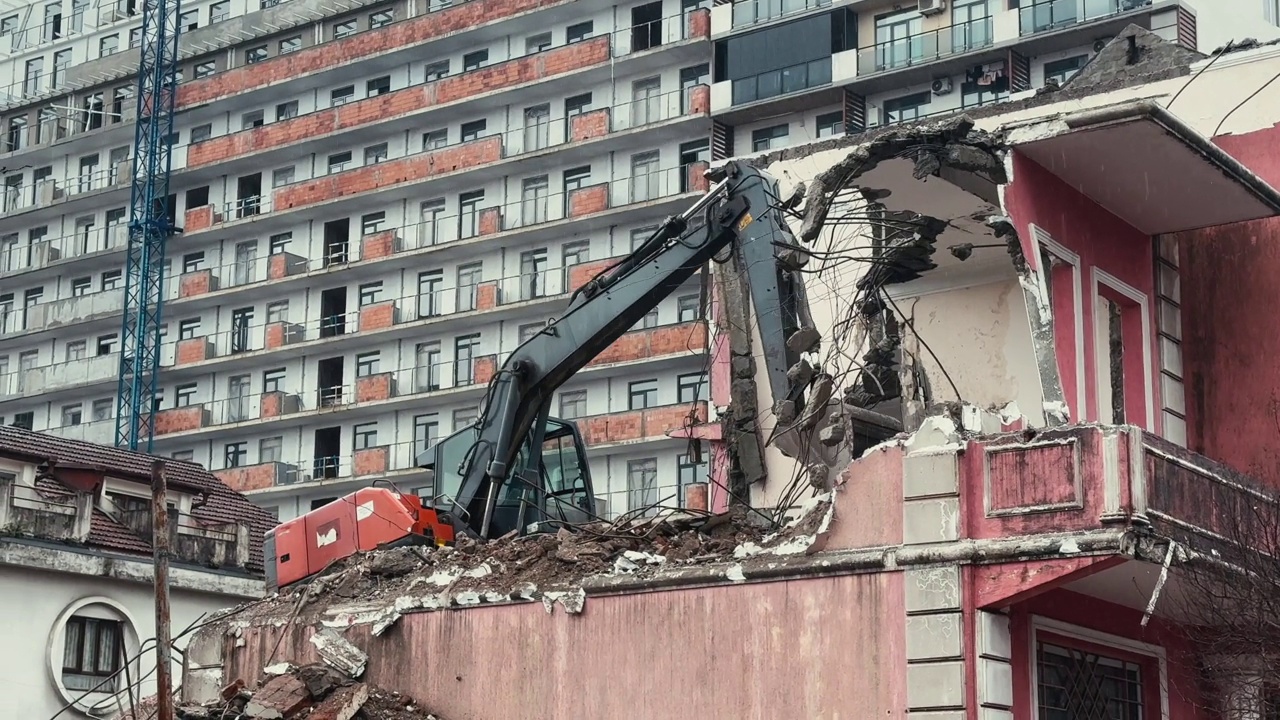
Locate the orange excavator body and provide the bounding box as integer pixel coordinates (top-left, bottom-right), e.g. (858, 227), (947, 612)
(264, 487), (455, 592)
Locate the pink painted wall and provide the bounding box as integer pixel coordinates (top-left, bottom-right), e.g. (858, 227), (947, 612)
(1003, 152), (1159, 429)
(1008, 589), (1209, 720)
(209, 574), (909, 719)
(1171, 126), (1280, 487)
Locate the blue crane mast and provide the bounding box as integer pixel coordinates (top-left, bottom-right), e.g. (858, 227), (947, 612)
(114, 0), (182, 451)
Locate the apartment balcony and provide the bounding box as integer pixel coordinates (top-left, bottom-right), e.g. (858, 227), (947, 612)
(711, 0), (833, 37)
(139, 321), (708, 446)
(239, 401), (709, 502)
(1013, 0), (1167, 57)
(0, 224), (128, 283)
(850, 17), (1012, 95)
(113, 505), (252, 568)
(212, 461), (297, 494)
(0, 160), (131, 225)
(23, 291), (125, 331)
(0, 475), (93, 543)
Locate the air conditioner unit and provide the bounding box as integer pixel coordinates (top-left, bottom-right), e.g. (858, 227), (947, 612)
(931, 77), (954, 95)
(919, 0), (946, 15)
(1093, 36), (1113, 52)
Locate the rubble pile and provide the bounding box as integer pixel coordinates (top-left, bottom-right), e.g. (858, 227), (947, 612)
(175, 663), (445, 720)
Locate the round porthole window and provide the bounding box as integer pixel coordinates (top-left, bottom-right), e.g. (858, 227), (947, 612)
(47, 597), (140, 717)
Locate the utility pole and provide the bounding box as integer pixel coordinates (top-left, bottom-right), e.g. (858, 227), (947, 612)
(151, 460), (174, 720)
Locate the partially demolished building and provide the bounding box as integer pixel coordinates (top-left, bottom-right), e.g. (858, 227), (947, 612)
(181, 31), (1280, 720)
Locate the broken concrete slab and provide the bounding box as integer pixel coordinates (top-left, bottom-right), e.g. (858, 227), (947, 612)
(310, 628), (368, 679)
(308, 682), (369, 720)
(244, 673), (311, 719)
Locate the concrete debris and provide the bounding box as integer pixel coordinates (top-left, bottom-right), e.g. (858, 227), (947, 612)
(786, 325), (822, 355)
(787, 357), (815, 387)
(818, 419), (846, 447)
(175, 663), (443, 720)
(310, 628), (368, 679)
(263, 663), (294, 677)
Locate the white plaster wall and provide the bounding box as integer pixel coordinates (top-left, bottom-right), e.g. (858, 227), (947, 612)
(0, 564), (245, 720)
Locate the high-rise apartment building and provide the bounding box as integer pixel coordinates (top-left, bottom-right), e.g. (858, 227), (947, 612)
(0, 0), (1272, 523)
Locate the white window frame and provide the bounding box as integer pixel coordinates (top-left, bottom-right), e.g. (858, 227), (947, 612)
(1031, 224), (1085, 421)
(1090, 266), (1155, 431)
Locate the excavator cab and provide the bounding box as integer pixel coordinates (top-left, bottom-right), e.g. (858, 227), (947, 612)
(422, 415), (596, 537)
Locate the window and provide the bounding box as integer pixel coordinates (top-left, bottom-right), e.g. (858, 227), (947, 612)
(61, 403), (82, 427)
(564, 166), (592, 197)
(91, 399), (112, 422)
(354, 422), (379, 450)
(356, 351), (380, 377)
(460, 119), (487, 142)
(627, 458), (658, 515)
(631, 77), (662, 126)
(178, 319), (200, 339)
(362, 144), (388, 166)
(518, 321), (545, 343)
(419, 200), (446, 247)
(13, 411), (33, 430)
(424, 60), (449, 81)
(361, 211), (386, 235)
(61, 616), (122, 692)
(263, 368), (286, 393)
(459, 191), (484, 239)
(65, 341), (86, 361)
(367, 75), (391, 96)
(751, 123), (789, 151)
(523, 104), (550, 152)
(328, 151), (352, 174)
(456, 262), (482, 310)
(453, 406), (478, 430)
(414, 414), (439, 455)
(100, 35), (120, 57)
(275, 101), (298, 121)
(816, 111), (843, 138)
(260, 436), (283, 463)
(1044, 54), (1089, 87)
(179, 9), (198, 30)
(369, 9), (394, 28)
(677, 294), (699, 322)
(463, 49), (488, 71)
(630, 151), (661, 203)
(455, 334), (479, 384)
(631, 225), (657, 252)
(97, 334), (117, 355)
(678, 372), (707, 403)
(417, 270), (443, 318)
(882, 91), (931, 125)
(211, 1), (230, 22)
(563, 240), (589, 269)
(225, 442), (248, 468)
(191, 124), (212, 143)
(183, 251), (205, 273)
(278, 36), (301, 55)
(245, 45), (268, 64)
(71, 277), (92, 296)
(567, 20), (593, 43)
(422, 128), (447, 150)
(24, 58), (45, 97)
(269, 232), (292, 254)
(358, 281), (383, 306)
(6, 117), (26, 153)
(171, 450), (194, 462)
(271, 166), (294, 188)
(560, 389), (587, 419)
(565, 92), (592, 117)
(331, 85), (355, 106)
(241, 109), (264, 129)
(266, 301), (288, 323)
(175, 383), (197, 407)
(1037, 640), (1147, 719)
(521, 176), (549, 226)
(333, 19), (357, 39)
(629, 379), (658, 409)
(526, 32), (552, 54)
(194, 61), (216, 79)
(102, 271), (121, 290)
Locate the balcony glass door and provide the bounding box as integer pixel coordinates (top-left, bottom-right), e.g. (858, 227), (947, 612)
(228, 374), (250, 423)
(233, 240), (257, 286)
(875, 10), (924, 71)
(952, 0), (991, 53)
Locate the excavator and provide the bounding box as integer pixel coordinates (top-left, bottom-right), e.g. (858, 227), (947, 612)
(265, 161), (821, 592)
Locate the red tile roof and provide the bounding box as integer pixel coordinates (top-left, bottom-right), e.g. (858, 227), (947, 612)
(1, 426), (274, 573)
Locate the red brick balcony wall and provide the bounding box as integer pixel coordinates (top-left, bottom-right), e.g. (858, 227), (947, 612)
(476, 282), (499, 311)
(567, 258), (618, 292)
(578, 403), (708, 445)
(687, 7), (711, 38)
(361, 231), (400, 261)
(354, 447), (390, 476)
(176, 0), (573, 107)
(179, 270), (215, 297)
(213, 463), (281, 492)
(356, 373), (395, 403)
(186, 36), (610, 167)
(184, 205), (218, 232)
(359, 301), (398, 332)
(478, 208), (502, 236)
(569, 108), (610, 141)
(154, 406), (209, 435)
(273, 136), (503, 212)
(260, 391), (285, 418)
(175, 338), (213, 365)
(590, 322), (709, 366)
(268, 252), (306, 279)
(264, 322), (289, 350)
(474, 355), (497, 386)
(567, 184), (609, 218)
(688, 84), (710, 116)
(686, 161), (710, 193)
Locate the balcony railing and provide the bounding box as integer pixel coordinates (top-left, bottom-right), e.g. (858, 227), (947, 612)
(0, 161), (133, 218)
(857, 18), (995, 76)
(1018, 0), (1152, 36)
(731, 0), (832, 29)
(731, 57), (831, 106)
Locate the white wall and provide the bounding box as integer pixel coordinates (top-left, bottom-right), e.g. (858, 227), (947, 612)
(0, 562), (246, 720)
